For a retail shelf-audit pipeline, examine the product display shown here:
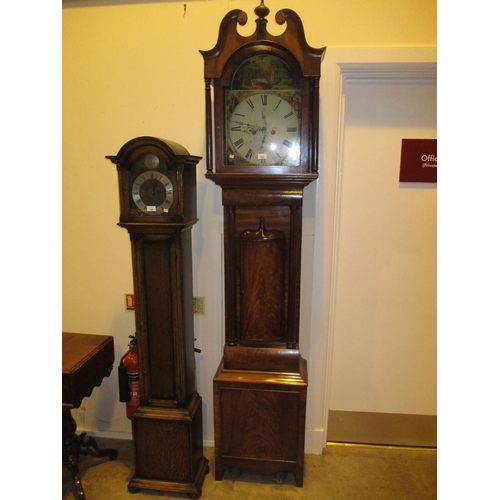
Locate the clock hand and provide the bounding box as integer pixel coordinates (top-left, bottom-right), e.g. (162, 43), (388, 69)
(260, 111), (268, 144)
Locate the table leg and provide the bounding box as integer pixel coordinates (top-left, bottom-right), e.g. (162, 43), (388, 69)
(62, 407), (86, 500)
(80, 432), (118, 460)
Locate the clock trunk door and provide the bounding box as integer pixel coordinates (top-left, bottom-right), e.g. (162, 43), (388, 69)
(240, 220), (285, 343)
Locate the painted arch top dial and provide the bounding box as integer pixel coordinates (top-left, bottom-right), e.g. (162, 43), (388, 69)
(227, 92), (300, 166)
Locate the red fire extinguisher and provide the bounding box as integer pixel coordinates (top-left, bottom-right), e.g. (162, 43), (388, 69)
(118, 334), (140, 419)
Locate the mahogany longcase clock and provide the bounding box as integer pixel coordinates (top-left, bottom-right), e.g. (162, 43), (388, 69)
(107, 137), (209, 499)
(200, 2), (325, 487)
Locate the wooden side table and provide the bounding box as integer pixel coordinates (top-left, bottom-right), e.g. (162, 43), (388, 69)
(62, 332), (117, 500)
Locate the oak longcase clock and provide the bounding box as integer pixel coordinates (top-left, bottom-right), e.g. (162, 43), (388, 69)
(201, 1), (325, 487)
(107, 137), (209, 499)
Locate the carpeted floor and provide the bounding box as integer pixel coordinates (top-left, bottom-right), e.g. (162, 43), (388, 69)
(62, 438), (437, 500)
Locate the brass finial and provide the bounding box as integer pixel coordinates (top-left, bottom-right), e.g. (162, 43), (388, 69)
(254, 1), (270, 20)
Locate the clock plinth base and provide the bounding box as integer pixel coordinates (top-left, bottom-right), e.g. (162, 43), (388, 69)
(213, 350), (307, 487)
(129, 392), (209, 499)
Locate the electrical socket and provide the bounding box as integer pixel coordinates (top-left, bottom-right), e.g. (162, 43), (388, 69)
(193, 296), (205, 315)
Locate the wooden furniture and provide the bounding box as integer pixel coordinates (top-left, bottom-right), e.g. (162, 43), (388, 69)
(200, 1), (325, 487)
(107, 137), (209, 499)
(213, 347), (308, 484)
(62, 332), (117, 500)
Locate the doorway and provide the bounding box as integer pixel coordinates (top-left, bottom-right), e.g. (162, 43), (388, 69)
(326, 65), (437, 446)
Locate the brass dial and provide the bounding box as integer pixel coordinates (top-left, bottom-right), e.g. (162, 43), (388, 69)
(131, 170), (173, 215)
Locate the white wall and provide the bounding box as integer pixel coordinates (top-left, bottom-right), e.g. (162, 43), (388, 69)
(312, 50), (437, 448)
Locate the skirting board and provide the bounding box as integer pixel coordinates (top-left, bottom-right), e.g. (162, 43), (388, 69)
(327, 410), (436, 448)
(76, 429), (133, 441)
(78, 429), (326, 454)
(305, 427), (326, 454)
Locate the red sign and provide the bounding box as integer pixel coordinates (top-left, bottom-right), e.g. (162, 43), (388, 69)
(125, 293), (135, 310)
(399, 139), (437, 183)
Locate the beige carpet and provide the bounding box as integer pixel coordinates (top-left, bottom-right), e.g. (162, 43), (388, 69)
(62, 438), (437, 499)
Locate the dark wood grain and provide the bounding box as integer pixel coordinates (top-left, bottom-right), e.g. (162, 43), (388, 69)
(108, 138), (208, 498)
(240, 219), (285, 342)
(62, 332), (116, 499)
(62, 332), (115, 408)
(201, 2), (324, 488)
(213, 356), (307, 486)
(129, 393), (207, 497)
(200, 5), (325, 175)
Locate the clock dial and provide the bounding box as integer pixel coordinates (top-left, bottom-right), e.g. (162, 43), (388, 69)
(132, 171), (173, 215)
(226, 92), (301, 166)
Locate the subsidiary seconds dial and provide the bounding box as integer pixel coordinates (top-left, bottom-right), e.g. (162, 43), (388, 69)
(132, 171), (173, 215)
(227, 92), (301, 166)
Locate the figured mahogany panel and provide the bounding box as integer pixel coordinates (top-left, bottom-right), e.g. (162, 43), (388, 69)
(230, 206), (291, 346)
(240, 218), (285, 342)
(220, 387), (299, 461)
(222, 344), (301, 372)
(213, 357), (308, 486)
(224, 204), (304, 347)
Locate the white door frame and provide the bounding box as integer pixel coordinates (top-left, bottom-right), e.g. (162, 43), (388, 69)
(305, 47), (437, 454)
